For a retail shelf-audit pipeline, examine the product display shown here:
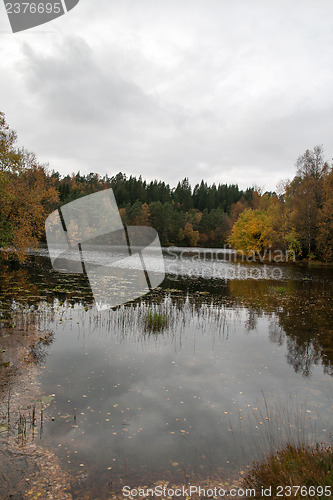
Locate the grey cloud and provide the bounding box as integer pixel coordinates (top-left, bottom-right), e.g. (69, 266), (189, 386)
(21, 37), (161, 124)
(0, 0), (333, 189)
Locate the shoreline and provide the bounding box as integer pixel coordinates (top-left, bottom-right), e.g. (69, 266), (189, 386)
(2, 246), (333, 268)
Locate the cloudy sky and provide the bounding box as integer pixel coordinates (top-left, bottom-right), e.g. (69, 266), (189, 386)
(1, 0), (333, 191)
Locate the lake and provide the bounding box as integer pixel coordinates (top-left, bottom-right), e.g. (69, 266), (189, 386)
(0, 248), (332, 497)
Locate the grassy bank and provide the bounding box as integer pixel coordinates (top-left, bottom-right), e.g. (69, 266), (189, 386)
(242, 443), (332, 498)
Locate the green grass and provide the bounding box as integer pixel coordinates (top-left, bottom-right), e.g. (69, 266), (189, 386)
(144, 311), (168, 332)
(268, 285), (288, 295)
(242, 443), (333, 498)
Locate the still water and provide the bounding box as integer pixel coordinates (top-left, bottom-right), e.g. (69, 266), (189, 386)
(0, 248), (332, 495)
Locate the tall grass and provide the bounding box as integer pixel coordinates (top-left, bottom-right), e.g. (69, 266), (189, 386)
(230, 393), (333, 498)
(242, 443), (333, 498)
(144, 311), (168, 332)
(229, 392), (331, 465)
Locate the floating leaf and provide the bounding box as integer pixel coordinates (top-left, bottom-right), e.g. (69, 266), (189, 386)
(0, 423), (8, 433)
(41, 395), (54, 404)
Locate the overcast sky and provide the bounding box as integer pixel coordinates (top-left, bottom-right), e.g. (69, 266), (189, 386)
(1, 0), (333, 191)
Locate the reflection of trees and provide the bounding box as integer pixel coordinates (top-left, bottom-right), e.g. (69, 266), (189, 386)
(228, 278), (333, 376)
(29, 333), (54, 365)
(277, 285), (333, 376)
(0, 257), (94, 328)
(0, 264), (39, 329)
(285, 337), (321, 377)
(140, 276), (333, 376)
(0, 328), (55, 416)
(268, 320), (284, 346)
(245, 309), (258, 331)
(1, 257), (332, 377)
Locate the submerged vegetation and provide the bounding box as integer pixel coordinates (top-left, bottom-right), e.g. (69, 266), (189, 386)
(0, 325), (72, 498)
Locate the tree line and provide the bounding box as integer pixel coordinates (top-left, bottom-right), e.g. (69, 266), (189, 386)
(1, 112), (332, 261)
(50, 171), (253, 248)
(54, 170), (252, 212)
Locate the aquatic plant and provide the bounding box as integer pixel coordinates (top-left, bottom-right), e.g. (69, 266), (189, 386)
(144, 311), (168, 332)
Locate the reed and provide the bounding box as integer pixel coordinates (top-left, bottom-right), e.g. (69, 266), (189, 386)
(242, 443), (333, 498)
(144, 311), (168, 332)
(227, 392), (333, 498)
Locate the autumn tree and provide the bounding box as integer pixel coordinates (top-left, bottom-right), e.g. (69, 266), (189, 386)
(183, 222), (199, 247)
(316, 166), (333, 261)
(296, 145), (328, 180)
(229, 197), (250, 225)
(227, 208), (274, 256)
(285, 146), (328, 256)
(0, 112), (59, 260)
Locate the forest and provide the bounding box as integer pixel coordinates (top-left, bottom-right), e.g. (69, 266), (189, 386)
(1, 111), (333, 261)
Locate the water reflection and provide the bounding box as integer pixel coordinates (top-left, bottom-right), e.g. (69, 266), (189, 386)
(227, 279), (333, 376)
(0, 253), (332, 495)
(36, 299), (331, 491)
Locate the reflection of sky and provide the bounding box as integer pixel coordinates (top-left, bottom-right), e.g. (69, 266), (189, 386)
(38, 301), (332, 490)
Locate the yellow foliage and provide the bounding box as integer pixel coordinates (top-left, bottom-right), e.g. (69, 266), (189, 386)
(0, 113), (59, 260)
(227, 209), (273, 255)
